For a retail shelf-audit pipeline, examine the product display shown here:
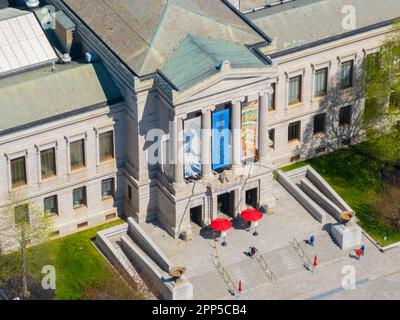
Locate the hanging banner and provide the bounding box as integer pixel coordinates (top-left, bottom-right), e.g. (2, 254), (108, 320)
(184, 116), (201, 178)
(212, 108), (231, 170)
(241, 100), (258, 161)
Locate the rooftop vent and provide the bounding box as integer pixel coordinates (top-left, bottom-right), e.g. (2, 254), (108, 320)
(26, 0), (39, 8)
(61, 53), (72, 64)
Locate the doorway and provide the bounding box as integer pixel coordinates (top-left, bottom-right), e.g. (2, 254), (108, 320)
(217, 191), (235, 217)
(245, 188), (258, 208)
(190, 206), (203, 227)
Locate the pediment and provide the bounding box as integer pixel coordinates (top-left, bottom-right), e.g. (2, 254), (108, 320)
(171, 68), (275, 104)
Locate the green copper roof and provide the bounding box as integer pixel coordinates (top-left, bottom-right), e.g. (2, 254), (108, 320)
(0, 62), (122, 134)
(160, 35), (269, 91)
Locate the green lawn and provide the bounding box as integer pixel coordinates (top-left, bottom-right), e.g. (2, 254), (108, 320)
(0, 219), (144, 300)
(281, 143), (400, 246)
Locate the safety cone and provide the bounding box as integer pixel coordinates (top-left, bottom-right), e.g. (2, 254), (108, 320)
(238, 280), (243, 295)
(313, 255), (318, 268)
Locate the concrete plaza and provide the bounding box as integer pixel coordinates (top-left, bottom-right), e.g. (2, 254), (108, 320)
(141, 181), (400, 300)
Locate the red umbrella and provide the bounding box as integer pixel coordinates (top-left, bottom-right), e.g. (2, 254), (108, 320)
(210, 218), (232, 246)
(241, 208), (263, 236)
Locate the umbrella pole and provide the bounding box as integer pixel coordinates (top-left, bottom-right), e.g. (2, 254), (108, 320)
(222, 231), (227, 246)
(253, 222), (259, 236)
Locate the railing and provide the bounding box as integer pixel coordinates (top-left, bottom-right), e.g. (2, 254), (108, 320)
(210, 239), (238, 296)
(290, 237), (315, 272)
(253, 249), (277, 284)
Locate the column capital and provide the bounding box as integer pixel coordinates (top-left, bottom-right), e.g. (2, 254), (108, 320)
(202, 105), (216, 114)
(175, 113), (188, 121)
(232, 97), (246, 105)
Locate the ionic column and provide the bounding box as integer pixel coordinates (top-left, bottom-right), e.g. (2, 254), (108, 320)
(173, 114), (187, 185)
(201, 106), (215, 178)
(258, 87), (272, 161)
(232, 97), (245, 173)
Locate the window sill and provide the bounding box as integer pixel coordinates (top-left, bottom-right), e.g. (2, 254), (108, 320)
(70, 167), (86, 174)
(73, 205), (87, 211)
(102, 196), (114, 202)
(12, 184), (28, 191)
(313, 132), (326, 138)
(313, 94), (327, 100)
(288, 139), (300, 145)
(41, 175), (58, 182)
(288, 102), (302, 108)
(100, 157), (115, 164)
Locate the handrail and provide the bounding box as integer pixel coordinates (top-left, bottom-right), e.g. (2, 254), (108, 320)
(210, 239), (238, 296)
(290, 237), (315, 272)
(253, 249), (277, 284)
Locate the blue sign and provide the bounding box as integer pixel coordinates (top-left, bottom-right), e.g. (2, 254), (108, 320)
(212, 109), (231, 170)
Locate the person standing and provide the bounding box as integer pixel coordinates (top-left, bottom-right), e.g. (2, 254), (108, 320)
(309, 233), (315, 247)
(356, 248), (363, 260)
(361, 244), (366, 256)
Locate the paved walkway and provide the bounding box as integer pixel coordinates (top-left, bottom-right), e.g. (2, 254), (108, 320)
(141, 181), (400, 300)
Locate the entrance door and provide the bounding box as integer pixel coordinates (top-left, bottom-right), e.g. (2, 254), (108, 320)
(217, 192), (235, 217)
(246, 188), (258, 208)
(190, 206), (203, 227)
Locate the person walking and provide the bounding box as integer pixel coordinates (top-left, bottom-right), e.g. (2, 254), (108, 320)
(356, 248), (363, 260)
(361, 244), (366, 256)
(309, 233), (315, 247)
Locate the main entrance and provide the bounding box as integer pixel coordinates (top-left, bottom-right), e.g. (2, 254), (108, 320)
(245, 188), (258, 208)
(217, 191), (235, 217)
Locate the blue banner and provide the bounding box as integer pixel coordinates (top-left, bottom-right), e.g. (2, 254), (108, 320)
(212, 109), (231, 170)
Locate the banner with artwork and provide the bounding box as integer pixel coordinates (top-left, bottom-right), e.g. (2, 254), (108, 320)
(241, 100), (258, 161)
(212, 108), (231, 170)
(184, 116), (201, 178)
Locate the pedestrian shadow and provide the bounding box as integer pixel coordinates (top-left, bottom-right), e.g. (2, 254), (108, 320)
(348, 253), (359, 260)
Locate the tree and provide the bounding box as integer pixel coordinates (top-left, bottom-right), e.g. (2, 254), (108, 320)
(0, 191), (53, 298)
(362, 21), (400, 166)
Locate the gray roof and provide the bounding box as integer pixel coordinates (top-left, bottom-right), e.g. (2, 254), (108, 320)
(60, 0), (268, 76)
(247, 0), (400, 54)
(160, 35), (269, 91)
(0, 62), (122, 134)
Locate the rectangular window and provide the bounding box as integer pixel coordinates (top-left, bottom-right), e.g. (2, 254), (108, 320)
(314, 68), (328, 96)
(44, 195), (58, 216)
(73, 187), (87, 209)
(70, 139), (85, 170)
(14, 204), (29, 225)
(288, 121), (301, 142)
(339, 105), (352, 126)
(314, 113), (326, 135)
(340, 61), (353, 89)
(288, 76), (302, 105)
(11, 156), (27, 188)
(128, 185), (132, 200)
(41, 148), (56, 179)
(268, 129), (275, 149)
(101, 178), (114, 200)
(268, 83), (276, 111)
(99, 131), (114, 162)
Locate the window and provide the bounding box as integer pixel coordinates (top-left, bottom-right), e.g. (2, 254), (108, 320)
(44, 195), (58, 216)
(14, 204), (29, 225)
(268, 129), (275, 149)
(99, 131), (114, 162)
(128, 185), (132, 200)
(11, 156), (27, 188)
(288, 76), (302, 105)
(314, 113), (326, 135)
(339, 106), (352, 126)
(73, 187), (87, 209)
(70, 139), (85, 170)
(268, 83), (276, 111)
(314, 68), (328, 96)
(77, 222), (88, 229)
(41, 148), (56, 179)
(101, 178), (114, 200)
(288, 121), (301, 142)
(340, 61), (353, 89)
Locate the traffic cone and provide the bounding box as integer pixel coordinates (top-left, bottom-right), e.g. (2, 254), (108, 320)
(313, 255), (318, 268)
(238, 280), (243, 294)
